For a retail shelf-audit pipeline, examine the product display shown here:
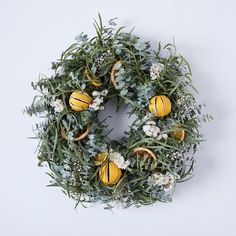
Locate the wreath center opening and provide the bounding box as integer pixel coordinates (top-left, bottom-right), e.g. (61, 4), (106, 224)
(98, 99), (136, 141)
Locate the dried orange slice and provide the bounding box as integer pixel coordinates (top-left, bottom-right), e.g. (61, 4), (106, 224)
(61, 126), (89, 141)
(84, 69), (102, 87)
(94, 152), (108, 166)
(172, 128), (185, 142)
(133, 147), (157, 160)
(111, 60), (121, 87)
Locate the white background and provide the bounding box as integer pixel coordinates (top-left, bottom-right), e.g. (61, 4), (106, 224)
(0, 0), (236, 235)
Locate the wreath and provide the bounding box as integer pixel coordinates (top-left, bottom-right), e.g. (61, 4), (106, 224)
(25, 15), (211, 209)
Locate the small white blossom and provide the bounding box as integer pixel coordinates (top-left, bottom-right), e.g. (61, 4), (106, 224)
(101, 89), (108, 96)
(148, 172), (175, 191)
(150, 63), (164, 80)
(175, 94), (197, 120)
(90, 89), (108, 111)
(109, 151), (130, 169)
(50, 99), (64, 113)
(89, 96), (104, 110)
(162, 133), (168, 139)
(96, 50), (112, 66)
(166, 145), (191, 161)
(157, 133), (168, 140)
(91, 89), (108, 97)
(143, 121), (160, 138)
(146, 120), (156, 125)
(92, 91), (101, 97)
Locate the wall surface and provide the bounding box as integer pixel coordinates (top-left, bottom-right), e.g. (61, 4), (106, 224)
(0, 0), (236, 235)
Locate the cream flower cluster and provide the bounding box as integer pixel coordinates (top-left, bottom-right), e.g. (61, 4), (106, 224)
(143, 121), (160, 138)
(50, 98), (64, 113)
(148, 172), (175, 191)
(142, 121), (168, 140)
(109, 151), (130, 169)
(89, 89), (108, 110)
(150, 63), (164, 80)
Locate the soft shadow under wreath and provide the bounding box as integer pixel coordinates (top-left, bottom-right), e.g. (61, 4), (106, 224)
(25, 14), (211, 209)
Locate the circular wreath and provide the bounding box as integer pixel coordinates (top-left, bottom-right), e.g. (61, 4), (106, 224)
(26, 15), (211, 209)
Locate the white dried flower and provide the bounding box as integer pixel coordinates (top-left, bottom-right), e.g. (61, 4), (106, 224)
(92, 91), (101, 97)
(101, 89), (108, 96)
(148, 172), (175, 191)
(157, 133), (168, 140)
(89, 97), (104, 110)
(109, 151), (130, 169)
(166, 146), (191, 161)
(175, 94), (197, 120)
(143, 121), (160, 138)
(96, 50), (112, 66)
(90, 89), (108, 111)
(150, 63), (164, 80)
(162, 133), (168, 139)
(146, 120), (156, 125)
(50, 99), (64, 113)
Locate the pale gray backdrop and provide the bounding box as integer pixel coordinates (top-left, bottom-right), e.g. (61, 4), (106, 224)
(0, 0), (235, 235)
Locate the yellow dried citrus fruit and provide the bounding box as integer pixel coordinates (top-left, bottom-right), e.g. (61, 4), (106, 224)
(149, 95), (171, 117)
(99, 161), (122, 185)
(84, 69), (102, 87)
(172, 129), (185, 141)
(69, 91), (92, 112)
(94, 152), (108, 166)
